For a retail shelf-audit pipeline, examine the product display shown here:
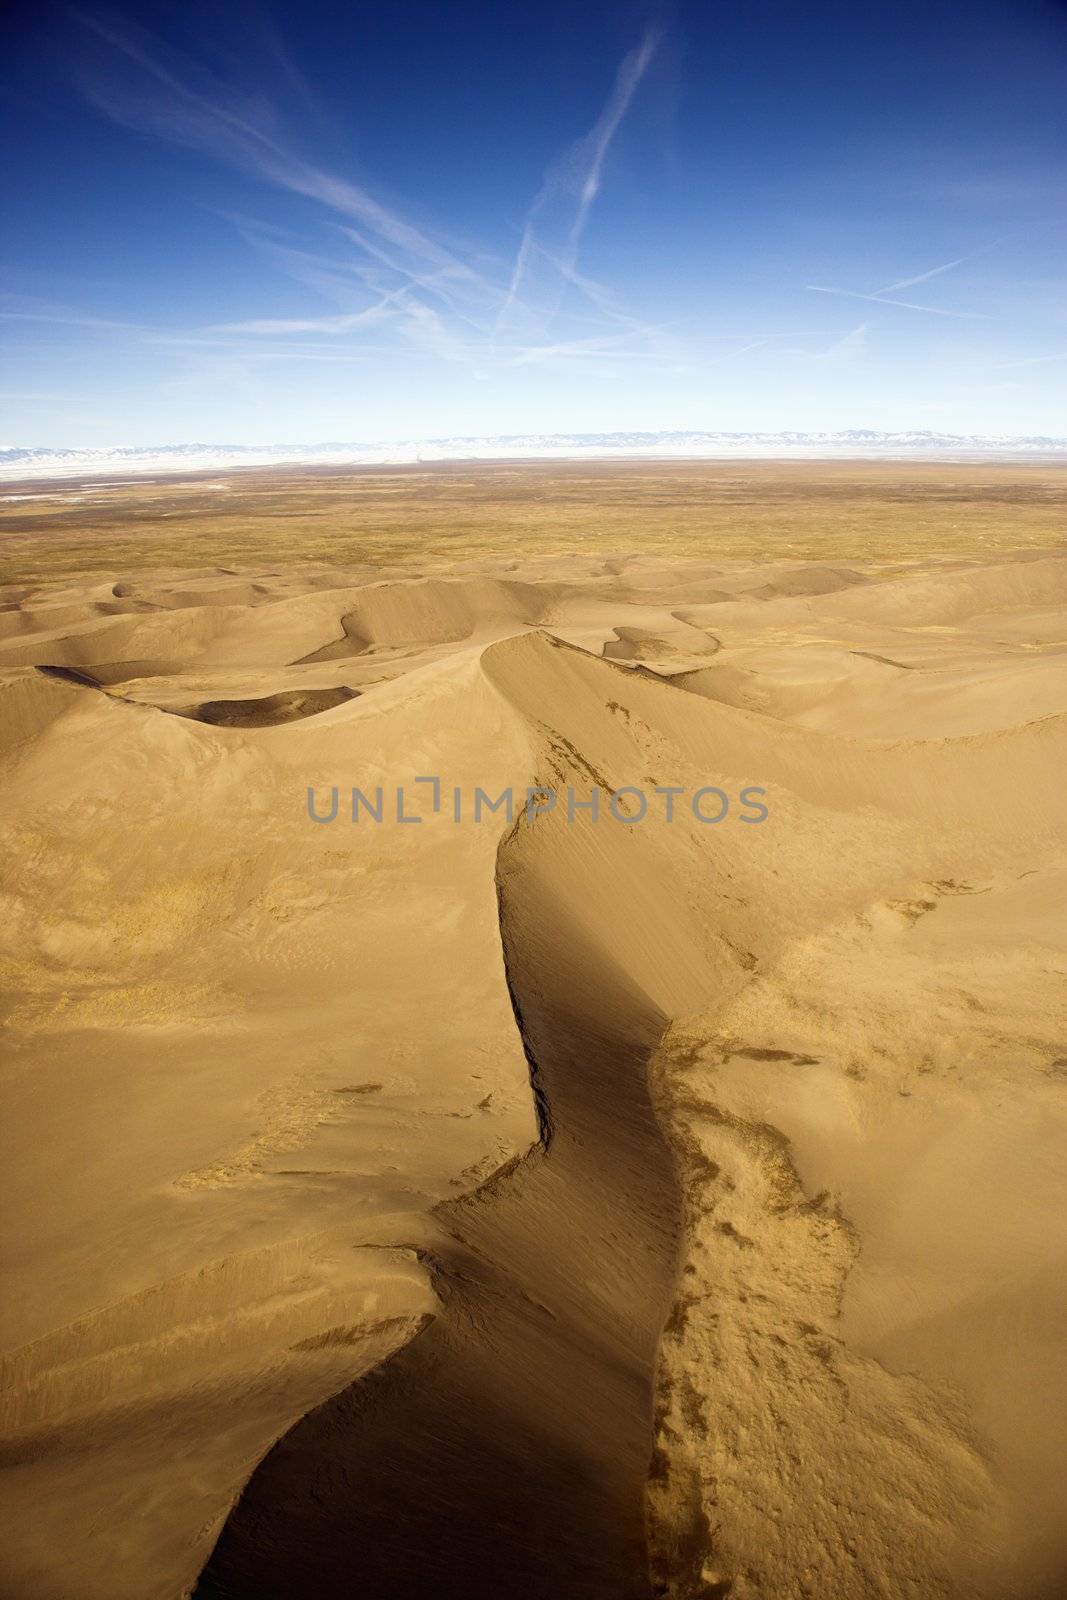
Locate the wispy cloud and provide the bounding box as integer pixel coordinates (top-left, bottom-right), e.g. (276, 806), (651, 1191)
(876, 255), (973, 294)
(55, 17), (1027, 403)
(566, 33), (659, 264)
(76, 11), (475, 283)
(992, 349), (1067, 369)
(506, 324), (676, 367)
(814, 321), (869, 364)
(806, 284), (987, 319)
(0, 302), (149, 332)
(201, 286), (408, 338)
(496, 31), (659, 333)
(806, 243), (1001, 320)
(68, 12), (670, 377)
(772, 324), (870, 364)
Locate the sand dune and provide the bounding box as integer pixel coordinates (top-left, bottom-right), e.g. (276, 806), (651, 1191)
(1, 546), (1065, 1599)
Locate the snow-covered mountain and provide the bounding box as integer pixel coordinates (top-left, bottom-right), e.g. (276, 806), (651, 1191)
(2, 430), (1066, 483)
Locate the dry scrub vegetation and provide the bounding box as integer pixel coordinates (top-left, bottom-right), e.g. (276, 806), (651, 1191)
(3, 458), (1066, 584)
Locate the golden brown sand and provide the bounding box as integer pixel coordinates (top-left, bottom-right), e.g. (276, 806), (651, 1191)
(0, 462), (1064, 1599)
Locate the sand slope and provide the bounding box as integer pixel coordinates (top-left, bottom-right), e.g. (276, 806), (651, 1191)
(0, 551), (1064, 1599)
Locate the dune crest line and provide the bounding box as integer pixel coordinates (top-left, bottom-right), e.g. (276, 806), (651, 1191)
(193, 722), (711, 1598)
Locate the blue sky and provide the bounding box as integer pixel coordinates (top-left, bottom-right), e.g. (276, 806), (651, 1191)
(1, 0), (1065, 445)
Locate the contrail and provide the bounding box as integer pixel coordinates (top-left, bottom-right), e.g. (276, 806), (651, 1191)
(806, 285), (987, 319)
(497, 29), (659, 332)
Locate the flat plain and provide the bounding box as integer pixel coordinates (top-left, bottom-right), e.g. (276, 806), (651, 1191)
(3, 457), (1067, 581)
(1, 458), (1065, 1600)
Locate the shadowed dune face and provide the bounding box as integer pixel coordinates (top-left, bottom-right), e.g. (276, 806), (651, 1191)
(182, 687), (360, 727)
(1, 528), (1066, 1600)
(196, 797), (715, 1600)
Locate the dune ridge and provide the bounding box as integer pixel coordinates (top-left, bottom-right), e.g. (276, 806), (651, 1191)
(195, 752), (706, 1597)
(1, 547), (1065, 1599)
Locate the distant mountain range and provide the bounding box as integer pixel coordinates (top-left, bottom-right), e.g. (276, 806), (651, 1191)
(3, 430), (1067, 483)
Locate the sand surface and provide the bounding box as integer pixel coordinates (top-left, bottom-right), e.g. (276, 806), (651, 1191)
(1, 467), (1065, 1599)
